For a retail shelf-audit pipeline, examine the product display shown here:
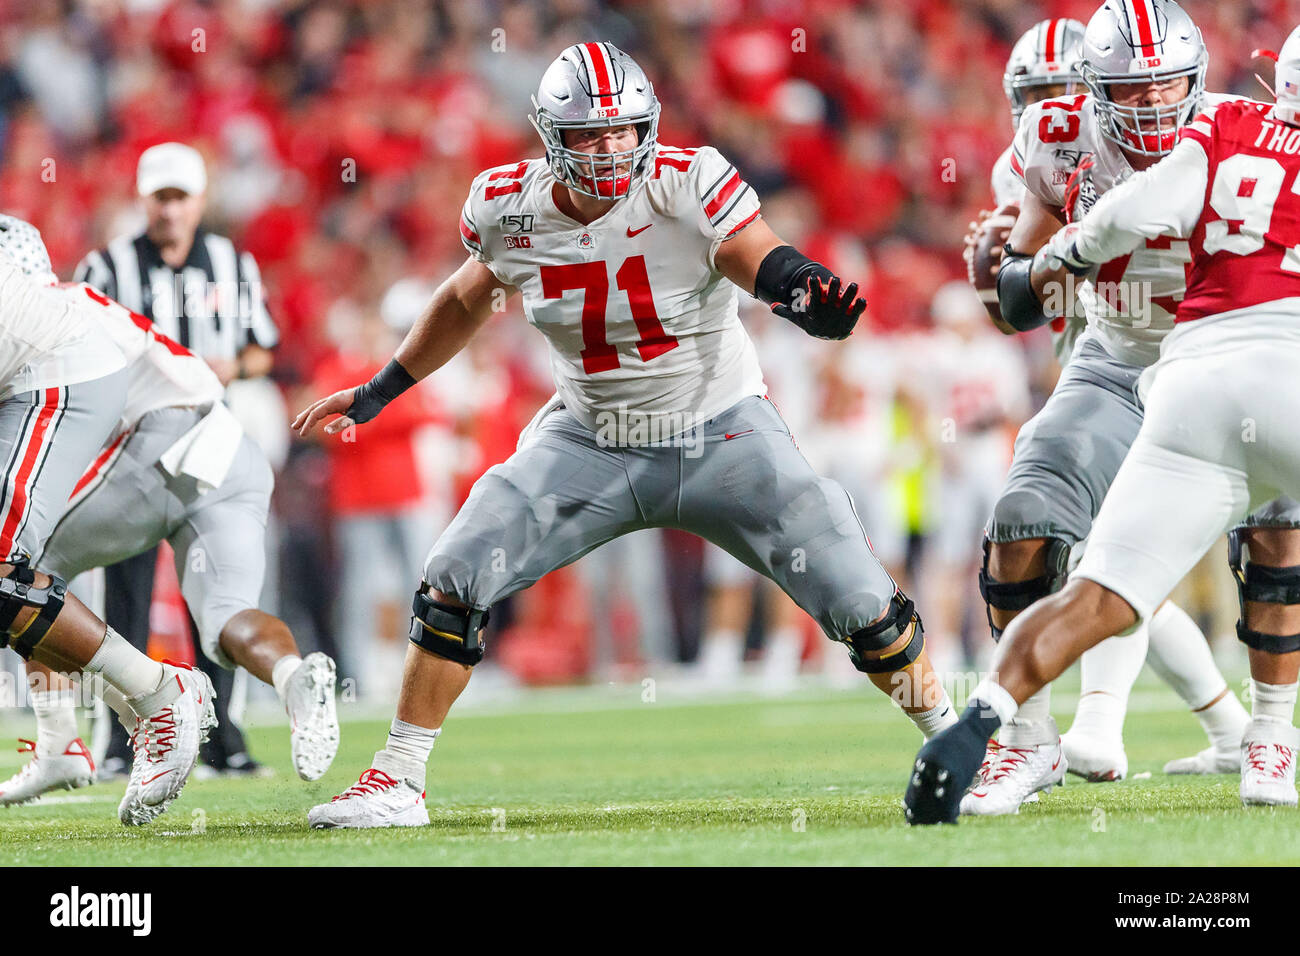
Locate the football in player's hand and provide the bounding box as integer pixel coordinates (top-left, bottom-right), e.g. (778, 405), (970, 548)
(966, 203), (1018, 327)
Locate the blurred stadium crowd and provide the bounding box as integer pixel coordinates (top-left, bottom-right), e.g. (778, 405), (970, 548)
(0, 0), (1285, 697)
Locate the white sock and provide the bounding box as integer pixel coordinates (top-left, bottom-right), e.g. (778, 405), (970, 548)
(1252, 680), (1298, 724)
(1196, 692), (1251, 752)
(81, 627), (164, 699)
(909, 692), (958, 739)
(271, 654), (303, 706)
(1069, 691), (1126, 745)
(761, 627), (802, 680)
(31, 689), (78, 756)
(699, 629), (744, 678)
(1014, 683), (1052, 726)
(1146, 602), (1226, 710)
(373, 718), (440, 786)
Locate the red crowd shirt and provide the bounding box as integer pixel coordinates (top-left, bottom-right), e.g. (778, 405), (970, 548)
(311, 351), (440, 515)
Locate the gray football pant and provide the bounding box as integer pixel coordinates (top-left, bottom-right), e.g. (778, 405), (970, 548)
(0, 370), (128, 564)
(987, 333), (1300, 545)
(425, 395), (898, 642)
(39, 406), (274, 668)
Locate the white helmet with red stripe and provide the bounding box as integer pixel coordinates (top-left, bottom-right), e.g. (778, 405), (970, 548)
(1003, 18), (1087, 128)
(1272, 26), (1300, 126)
(530, 42), (661, 200)
(1078, 0), (1207, 157)
(0, 214), (56, 285)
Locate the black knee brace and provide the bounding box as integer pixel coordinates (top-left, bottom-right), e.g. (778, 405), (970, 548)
(840, 591), (925, 674)
(0, 560), (68, 660)
(408, 586), (490, 666)
(978, 536), (1070, 641)
(1227, 530), (1300, 654)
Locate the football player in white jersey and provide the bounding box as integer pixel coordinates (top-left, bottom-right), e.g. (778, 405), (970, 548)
(0, 215), (214, 825)
(296, 41), (959, 828)
(959, 0), (1262, 817)
(968, 17), (1089, 366)
(907, 24), (1300, 821)
(0, 219), (340, 810)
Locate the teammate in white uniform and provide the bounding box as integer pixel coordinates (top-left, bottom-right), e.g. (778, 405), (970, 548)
(963, 0), (1255, 817)
(0, 230), (340, 806)
(977, 18), (1090, 366)
(296, 42), (959, 828)
(908, 24), (1300, 820)
(0, 216), (214, 825)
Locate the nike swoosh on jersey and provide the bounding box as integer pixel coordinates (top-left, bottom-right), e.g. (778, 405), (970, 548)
(724, 430), (754, 440)
(626, 224), (653, 237)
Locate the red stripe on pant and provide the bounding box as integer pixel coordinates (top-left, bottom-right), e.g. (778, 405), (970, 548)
(0, 387), (61, 560)
(71, 429), (127, 500)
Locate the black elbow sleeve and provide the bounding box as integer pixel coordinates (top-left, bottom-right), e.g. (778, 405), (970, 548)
(754, 245), (834, 309)
(997, 251), (1053, 333)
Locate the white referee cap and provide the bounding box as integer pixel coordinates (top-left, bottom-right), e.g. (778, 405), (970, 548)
(137, 142), (207, 197)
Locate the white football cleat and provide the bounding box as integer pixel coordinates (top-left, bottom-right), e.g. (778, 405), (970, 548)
(960, 717), (1066, 816)
(1163, 745), (1240, 775)
(308, 768), (429, 829)
(0, 738), (95, 806)
(118, 662), (217, 826)
(286, 653), (340, 781)
(1061, 729), (1127, 782)
(1240, 718), (1298, 808)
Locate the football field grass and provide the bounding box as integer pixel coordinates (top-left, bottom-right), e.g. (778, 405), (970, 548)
(2, 672), (1299, 866)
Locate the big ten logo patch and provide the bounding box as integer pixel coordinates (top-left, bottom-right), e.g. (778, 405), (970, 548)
(504, 235), (532, 249)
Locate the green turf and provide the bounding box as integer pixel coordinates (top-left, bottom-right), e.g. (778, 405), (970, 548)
(2, 674), (1298, 865)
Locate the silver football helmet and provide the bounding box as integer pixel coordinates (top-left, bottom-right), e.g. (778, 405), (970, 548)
(1271, 26), (1300, 126)
(0, 214), (56, 285)
(1003, 18), (1087, 128)
(530, 42), (660, 200)
(1078, 0), (1207, 157)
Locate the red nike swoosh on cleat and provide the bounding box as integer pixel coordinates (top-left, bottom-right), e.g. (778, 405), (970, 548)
(142, 770), (176, 785)
(724, 430), (754, 440)
(626, 224), (652, 237)
(1052, 756), (1062, 771)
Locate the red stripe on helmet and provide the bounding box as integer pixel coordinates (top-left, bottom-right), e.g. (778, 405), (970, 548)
(1044, 19), (1060, 62)
(584, 42), (615, 107)
(1130, 0), (1157, 53)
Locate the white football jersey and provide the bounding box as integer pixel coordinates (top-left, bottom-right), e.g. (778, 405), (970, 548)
(924, 329), (1030, 432)
(58, 283), (224, 437)
(991, 145), (1025, 208)
(1011, 92), (1238, 367)
(460, 146), (767, 443)
(992, 141), (1086, 366)
(0, 251), (126, 396)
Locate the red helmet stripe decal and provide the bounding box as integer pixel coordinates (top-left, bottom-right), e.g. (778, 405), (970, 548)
(583, 42), (615, 106)
(1044, 19), (1060, 62)
(1128, 0), (1158, 54)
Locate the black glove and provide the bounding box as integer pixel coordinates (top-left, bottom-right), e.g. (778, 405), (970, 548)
(345, 358), (418, 424)
(771, 274), (866, 340)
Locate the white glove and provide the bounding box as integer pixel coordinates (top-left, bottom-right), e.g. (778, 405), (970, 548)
(1032, 224), (1093, 277)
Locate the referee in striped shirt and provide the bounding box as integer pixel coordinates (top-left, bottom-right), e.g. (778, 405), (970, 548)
(77, 142), (279, 777)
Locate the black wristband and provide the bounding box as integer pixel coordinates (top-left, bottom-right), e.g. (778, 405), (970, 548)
(345, 358), (418, 425)
(996, 250), (1053, 333)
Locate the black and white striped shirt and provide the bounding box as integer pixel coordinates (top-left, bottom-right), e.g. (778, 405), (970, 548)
(74, 227), (278, 361)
